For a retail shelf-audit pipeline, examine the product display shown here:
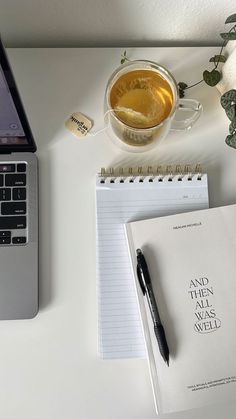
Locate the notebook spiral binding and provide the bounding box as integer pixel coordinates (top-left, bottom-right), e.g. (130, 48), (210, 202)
(98, 164), (202, 184)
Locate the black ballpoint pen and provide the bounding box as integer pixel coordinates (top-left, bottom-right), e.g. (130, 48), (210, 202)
(136, 248), (169, 366)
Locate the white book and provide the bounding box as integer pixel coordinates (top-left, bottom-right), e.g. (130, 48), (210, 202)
(95, 165), (208, 359)
(126, 204), (236, 414)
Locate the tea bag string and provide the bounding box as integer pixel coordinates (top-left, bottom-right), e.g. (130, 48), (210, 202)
(87, 107), (149, 137)
(87, 109), (115, 137)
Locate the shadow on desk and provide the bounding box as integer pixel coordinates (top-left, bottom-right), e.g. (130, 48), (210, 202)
(38, 149), (54, 309)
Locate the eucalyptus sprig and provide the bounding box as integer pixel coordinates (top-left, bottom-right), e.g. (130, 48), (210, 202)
(178, 12), (236, 148)
(178, 13), (236, 97)
(221, 90), (236, 148)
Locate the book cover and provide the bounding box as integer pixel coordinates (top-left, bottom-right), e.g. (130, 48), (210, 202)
(126, 204), (236, 414)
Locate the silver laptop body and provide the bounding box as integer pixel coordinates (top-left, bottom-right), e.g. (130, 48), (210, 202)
(0, 39), (38, 319)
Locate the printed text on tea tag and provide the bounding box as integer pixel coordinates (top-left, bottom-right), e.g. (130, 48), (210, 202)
(65, 112), (92, 138)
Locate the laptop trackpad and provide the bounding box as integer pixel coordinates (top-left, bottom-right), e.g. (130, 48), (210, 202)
(0, 242), (38, 319)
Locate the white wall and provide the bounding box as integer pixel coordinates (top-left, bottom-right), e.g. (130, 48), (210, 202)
(0, 0), (235, 47)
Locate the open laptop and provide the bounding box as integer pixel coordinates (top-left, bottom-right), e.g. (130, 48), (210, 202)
(0, 39), (38, 319)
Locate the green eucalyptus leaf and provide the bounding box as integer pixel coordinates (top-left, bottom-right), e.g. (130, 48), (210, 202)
(224, 89), (236, 101)
(229, 119), (236, 134)
(209, 55), (226, 63)
(225, 133), (236, 149)
(221, 90), (236, 109)
(178, 82), (188, 90)
(120, 50), (128, 64)
(225, 14), (236, 24)
(225, 105), (236, 121)
(203, 69), (221, 86)
(220, 32), (236, 40)
(221, 89), (236, 109)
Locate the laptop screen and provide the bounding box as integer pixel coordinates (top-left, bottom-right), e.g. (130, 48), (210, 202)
(0, 40), (36, 152)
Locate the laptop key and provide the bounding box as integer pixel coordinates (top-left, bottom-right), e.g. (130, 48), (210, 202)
(0, 188), (11, 201)
(0, 175), (3, 187)
(12, 236), (26, 244)
(5, 174), (26, 187)
(0, 164), (16, 173)
(17, 163), (26, 172)
(0, 231), (11, 238)
(13, 187), (26, 201)
(0, 216), (26, 229)
(1, 202), (26, 215)
(0, 237), (11, 245)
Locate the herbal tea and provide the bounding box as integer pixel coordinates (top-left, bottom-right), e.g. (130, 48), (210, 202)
(109, 69), (174, 129)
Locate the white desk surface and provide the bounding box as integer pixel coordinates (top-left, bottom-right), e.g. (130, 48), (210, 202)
(2, 47), (236, 419)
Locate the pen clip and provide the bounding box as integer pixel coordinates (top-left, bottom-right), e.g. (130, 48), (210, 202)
(136, 265), (146, 295)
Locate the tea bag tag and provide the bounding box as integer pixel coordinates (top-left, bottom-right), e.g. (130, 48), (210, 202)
(65, 112), (92, 138)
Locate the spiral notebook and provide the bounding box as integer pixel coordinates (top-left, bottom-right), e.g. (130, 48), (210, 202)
(96, 165), (209, 359)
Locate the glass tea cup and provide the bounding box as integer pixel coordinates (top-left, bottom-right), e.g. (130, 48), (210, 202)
(104, 60), (202, 152)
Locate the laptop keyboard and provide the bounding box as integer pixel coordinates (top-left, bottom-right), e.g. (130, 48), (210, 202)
(0, 163), (27, 245)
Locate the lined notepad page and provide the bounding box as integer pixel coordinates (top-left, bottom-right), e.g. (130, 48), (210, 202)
(96, 174), (209, 359)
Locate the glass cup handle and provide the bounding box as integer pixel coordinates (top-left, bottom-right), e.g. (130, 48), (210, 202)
(170, 99), (203, 131)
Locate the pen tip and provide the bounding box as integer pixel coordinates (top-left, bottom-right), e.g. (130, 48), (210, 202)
(166, 358), (169, 367)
